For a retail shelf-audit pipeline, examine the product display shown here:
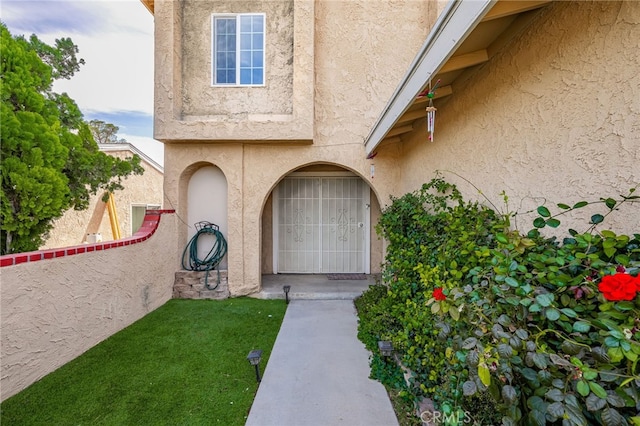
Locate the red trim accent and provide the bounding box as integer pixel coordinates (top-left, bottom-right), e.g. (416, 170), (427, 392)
(1, 256), (15, 267)
(0, 210), (175, 267)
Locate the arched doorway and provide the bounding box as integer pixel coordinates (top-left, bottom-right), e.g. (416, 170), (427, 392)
(271, 169), (371, 274)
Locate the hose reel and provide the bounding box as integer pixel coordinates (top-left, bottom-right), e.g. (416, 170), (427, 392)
(181, 221), (228, 290)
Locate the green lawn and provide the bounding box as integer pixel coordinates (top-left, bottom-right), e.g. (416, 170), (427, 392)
(1, 298), (287, 425)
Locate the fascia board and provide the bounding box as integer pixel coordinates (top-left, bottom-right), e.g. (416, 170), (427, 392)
(364, 0), (496, 155)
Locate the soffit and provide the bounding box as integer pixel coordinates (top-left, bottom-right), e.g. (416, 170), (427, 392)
(141, 0), (154, 14)
(365, 0), (552, 156)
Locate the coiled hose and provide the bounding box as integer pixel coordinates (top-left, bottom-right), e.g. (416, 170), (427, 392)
(181, 222), (228, 290)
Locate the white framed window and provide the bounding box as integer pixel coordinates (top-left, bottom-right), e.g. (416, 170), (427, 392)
(211, 13), (265, 86)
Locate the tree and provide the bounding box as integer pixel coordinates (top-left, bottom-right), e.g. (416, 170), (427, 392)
(89, 119), (126, 144)
(0, 23), (144, 255)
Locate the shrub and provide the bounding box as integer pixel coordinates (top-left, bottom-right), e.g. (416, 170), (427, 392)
(357, 177), (640, 425)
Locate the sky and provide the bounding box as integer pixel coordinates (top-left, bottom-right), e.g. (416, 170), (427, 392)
(1, 0), (164, 166)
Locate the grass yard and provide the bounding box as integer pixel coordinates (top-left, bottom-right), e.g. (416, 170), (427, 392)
(1, 298), (287, 425)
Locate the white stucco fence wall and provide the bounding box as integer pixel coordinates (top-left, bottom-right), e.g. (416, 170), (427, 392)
(0, 211), (178, 401)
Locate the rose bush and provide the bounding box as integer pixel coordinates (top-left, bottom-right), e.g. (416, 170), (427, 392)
(356, 177), (640, 425)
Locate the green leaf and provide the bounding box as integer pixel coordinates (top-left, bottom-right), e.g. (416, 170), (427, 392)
(545, 308), (560, 321)
(449, 306), (460, 321)
(582, 370), (597, 381)
(462, 337), (478, 349)
(573, 201), (588, 209)
(537, 206), (551, 217)
(560, 308), (578, 318)
(588, 382), (607, 399)
(614, 301), (634, 311)
(535, 293), (554, 307)
(502, 385), (517, 404)
(607, 347), (624, 363)
(533, 217), (546, 229)
(606, 393), (627, 408)
(462, 380), (477, 396)
(497, 344), (514, 358)
(505, 277), (519, 287)
(528, 411), (547, 426)
(478, 364), (491, 386)
(576, 380), (590, 396)
(545, 388), (564, 402)
(591, 214), (604, 224)
(521, 368), (538, 382)
(546, 218), (561, 228)
(572, 321), (591, 333)
(546, 401), (564, 420)
(557, 203), (571, 210)
(604, 198), (616, 210)
(615, 254), (631, 264)
(532, 353), (548, 370)
(601, 407), (625, 426)
(496, 233), (509, 244)
(585, 393), (607, 412)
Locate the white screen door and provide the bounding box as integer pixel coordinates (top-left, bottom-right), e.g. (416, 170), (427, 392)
(275, 176), (368, 273)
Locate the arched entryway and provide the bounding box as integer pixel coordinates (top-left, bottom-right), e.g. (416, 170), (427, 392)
(261, 164), (382, 277)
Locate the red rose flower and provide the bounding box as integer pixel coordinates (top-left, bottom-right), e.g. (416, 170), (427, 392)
(598, 273), (640, 301)
(433, 287), (446, 301)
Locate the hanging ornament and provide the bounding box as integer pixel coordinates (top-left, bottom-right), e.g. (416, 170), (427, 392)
(425, 79), (440, 142)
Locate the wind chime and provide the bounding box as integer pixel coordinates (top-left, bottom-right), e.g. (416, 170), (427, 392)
(425, 79), (440, 142)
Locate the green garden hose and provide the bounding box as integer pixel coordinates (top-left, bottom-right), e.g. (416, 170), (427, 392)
(181, 222), (228, 290)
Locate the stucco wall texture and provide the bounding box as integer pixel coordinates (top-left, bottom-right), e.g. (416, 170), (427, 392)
(398, 1), (639, 236)
(158, 0), (437, 295)
(0, 214), (178, 400)
(41, 150), (164, 249)
(155, 0), (638, 298)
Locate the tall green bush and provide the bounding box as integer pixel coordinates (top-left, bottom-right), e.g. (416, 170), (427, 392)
(357, 177), (639, 425)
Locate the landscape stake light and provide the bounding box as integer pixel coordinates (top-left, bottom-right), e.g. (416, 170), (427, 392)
(378, 340), (393, 358)
(247, 349), (263, 383)
(283, 285), (291, 304)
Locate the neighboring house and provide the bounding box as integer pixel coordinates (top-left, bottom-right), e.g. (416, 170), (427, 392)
(141, 0), (639, 296)
(41, 143), (164, 249)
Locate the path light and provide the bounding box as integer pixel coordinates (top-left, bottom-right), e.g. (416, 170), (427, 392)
(283, 285), (291, 304)
(378, 340), (393, 358)
(247, 349), (263, 383)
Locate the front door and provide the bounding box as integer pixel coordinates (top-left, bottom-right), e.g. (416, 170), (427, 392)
(274, 176), (369, 273)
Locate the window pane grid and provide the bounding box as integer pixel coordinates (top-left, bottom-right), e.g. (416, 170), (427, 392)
(213, 14), (264, 86)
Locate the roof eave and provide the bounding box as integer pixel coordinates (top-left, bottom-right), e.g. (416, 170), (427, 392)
(364, 0), (496, 156)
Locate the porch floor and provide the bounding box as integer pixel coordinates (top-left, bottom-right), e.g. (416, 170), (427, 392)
(253, 274), (381, 300)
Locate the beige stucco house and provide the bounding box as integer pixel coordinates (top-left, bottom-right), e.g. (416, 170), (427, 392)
(41, 143), (164, 249)
(142, 0), (639, 296)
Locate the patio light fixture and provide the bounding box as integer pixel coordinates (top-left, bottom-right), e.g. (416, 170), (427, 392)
(283, 285), (291, 304)
(247, 349), (263, 383)
(378, 340), (394, 358)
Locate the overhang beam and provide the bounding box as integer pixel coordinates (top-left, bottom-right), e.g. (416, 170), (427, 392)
(482, 0), (551, 21)
(440, 49), (489, 74)
(364, 0), (496, 156)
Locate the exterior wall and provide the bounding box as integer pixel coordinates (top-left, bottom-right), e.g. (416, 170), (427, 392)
(0, 212), (178, 401)
(159, 0), (438, 295)
(181, 1), (294, 117)
(153, 0), (314, 141)
(41, 150), (163, 249)
(398, 1), (639, 235)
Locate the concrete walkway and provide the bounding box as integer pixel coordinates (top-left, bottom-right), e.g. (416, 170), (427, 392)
(245, 300), (398, 426)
